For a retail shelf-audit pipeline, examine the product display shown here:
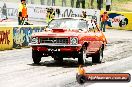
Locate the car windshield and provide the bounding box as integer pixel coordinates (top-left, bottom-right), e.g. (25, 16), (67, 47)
(48, 18), (88, 30)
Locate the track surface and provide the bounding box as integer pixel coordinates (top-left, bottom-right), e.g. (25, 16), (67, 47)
(0, 29), (132, 87)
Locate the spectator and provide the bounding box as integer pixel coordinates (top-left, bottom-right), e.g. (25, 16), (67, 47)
(40, 0), (45, 5)
(76, 0), (85, 8)
(18, 0), (28, 25)
(100, 11), (109, 32)
(90, 0), (94, 8)
(97, 0), (102, 10)
(62, 0), (66, 7)
(46, 7), (55, 24)
(71, 0), (74, 8)
(81, 0), (85, 8)
(2, 3), (7, 19)
(26, 0), (28, 4)
(56, 8), (60, 17)
(106, 0), (112, 11)
(52, 0), (55, 6)
(31, 0), (34, 4)
(101, 0), (103, 8)
(47, 0), (51, 6)
(81, 10), (87, 18)
(76, 0), (80, 8)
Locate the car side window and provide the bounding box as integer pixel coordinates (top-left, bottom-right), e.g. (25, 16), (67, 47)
(78, 20), (88, 29)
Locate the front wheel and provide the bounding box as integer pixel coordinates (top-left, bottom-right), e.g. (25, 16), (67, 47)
(53, 56), (63, 62)
(92, 48), (103, 63)
(32, 50), (42, 64)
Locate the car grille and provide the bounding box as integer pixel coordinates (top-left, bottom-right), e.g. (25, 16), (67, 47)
(40, 38), (68, 44)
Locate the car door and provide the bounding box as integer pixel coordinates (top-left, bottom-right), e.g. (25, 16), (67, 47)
(94, 24), (107, 44)
(86, 21), (103, 53)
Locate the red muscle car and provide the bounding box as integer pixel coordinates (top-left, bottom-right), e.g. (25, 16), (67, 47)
(29, 17), (107, 65)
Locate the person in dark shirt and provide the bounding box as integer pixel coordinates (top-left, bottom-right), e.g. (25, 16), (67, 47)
(97, 0), (102, 10)
(81, 0), (85, 8)
(71, 0), (74, 8)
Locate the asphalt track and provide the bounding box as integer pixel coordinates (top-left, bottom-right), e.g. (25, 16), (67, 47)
(0, 29), (132, 87)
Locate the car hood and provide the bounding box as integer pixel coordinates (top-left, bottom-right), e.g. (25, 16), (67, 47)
(32, 29), (87, 37)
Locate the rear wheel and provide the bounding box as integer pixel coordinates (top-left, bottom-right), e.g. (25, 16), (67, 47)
(92, 47), (103, 63)
(78, 47), (87, 65)
(32, 50), (42, 64)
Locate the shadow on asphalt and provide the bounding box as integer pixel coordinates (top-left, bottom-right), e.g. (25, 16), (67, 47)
(27, 60), (101, 68)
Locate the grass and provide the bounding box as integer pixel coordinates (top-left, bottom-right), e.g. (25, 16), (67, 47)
(111, 0), (132, 12)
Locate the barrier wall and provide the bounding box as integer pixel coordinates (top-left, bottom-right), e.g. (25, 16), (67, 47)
(0, 26), (45, 50)
(101, 11), (132, 30)
(13, 26), (45, 48)
(0, 27), (13, 50)
(0, 1), (100, 25)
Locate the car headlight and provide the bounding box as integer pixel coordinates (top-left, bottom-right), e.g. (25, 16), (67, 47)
(70, 37), (78, 45)
(31, 37), (38, 44)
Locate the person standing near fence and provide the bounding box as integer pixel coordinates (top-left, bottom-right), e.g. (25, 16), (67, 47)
(76, 0), (80, 8)
(90, 0), (94, 8)
(47, 0), (51, 5)
(62, 0), (66, 7)
(52, 0), (55, 6)
(46, 8), (55, 24)
(76, 0), (85, 8)
(81, 10), (87, 18)
(40, 0), (45, 5)
(56, 8), (60, 17)
(2, 3), (7, 19)
(81, 0), (85, 8)
(18, 0), (28, 25)
(71, 0), (74, 8)
(97, 0), (102, 10)
(106, 0), (112, 11)
(100, 11), (109, 32)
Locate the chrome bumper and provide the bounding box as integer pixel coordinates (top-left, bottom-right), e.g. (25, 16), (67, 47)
(29, 43), (82, 47)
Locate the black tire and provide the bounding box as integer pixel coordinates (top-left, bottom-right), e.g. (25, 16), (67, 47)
(32, 50), (42, 64)
(78, 47), (87, 65)
(53, 56), (63, 62)
(92, 48), (103, 63)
